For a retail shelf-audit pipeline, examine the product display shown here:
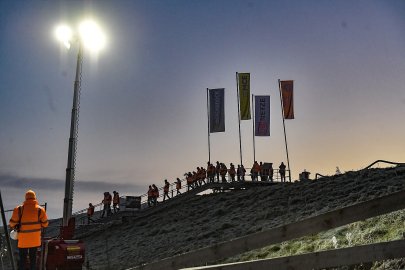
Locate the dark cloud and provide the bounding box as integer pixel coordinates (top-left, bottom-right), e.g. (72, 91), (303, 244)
(0, 174), (142, 193)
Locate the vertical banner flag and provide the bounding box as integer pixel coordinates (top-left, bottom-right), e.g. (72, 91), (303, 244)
(209, 88), (225, 133)
(280, 80), (294, 119)
(255, 95), (270, 136)
(238, 73), (251, 120)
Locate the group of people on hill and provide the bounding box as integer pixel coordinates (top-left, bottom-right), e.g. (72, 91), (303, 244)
(86, 190), (120, 224)
(145, 160), (288, 207)
(85, 160), (287, 218)
(250, 161), (287, 182)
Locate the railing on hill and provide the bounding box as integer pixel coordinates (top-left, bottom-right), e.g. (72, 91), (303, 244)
(71, 169), (291, 224)
(363, 159), (405, 170)
(315, 160), (405, 180)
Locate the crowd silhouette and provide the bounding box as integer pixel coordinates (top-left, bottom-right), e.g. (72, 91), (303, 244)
(84, 161), (289, 222)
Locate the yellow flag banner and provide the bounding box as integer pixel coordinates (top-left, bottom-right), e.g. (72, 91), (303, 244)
(280, 80), (294, 119)
(238, 73), (251, 120)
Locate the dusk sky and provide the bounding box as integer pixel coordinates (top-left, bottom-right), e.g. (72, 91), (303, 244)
(1, 0), (404, 219)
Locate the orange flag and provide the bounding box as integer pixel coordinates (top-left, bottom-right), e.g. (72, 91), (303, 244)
(280, 80), (294, 119)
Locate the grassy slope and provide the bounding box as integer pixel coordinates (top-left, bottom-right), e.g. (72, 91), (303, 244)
(79, 166), (405, 269)
(224, 209), (405, 269)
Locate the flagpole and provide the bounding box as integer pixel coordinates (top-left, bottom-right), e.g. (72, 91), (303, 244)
(278, 79), (291, 181)
(252, 94), (256, 162)
(236, 72), (243, 166)
(206, 88), (211, 164)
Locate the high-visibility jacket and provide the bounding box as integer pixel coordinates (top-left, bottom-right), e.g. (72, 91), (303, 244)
(186, 176), (192, 185)
(87, 205), (95, 216)
(103, 194), (112, 205)
(113, 193), (120, 204)
(9, 199), (48, 248)
(152, 187), (159, 197)
(253, 163), (261, 173)
(220, 166), (227, 176)
(164, 183), (169, 193)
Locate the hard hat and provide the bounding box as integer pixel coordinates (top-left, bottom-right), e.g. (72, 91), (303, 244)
(10, 229), (18, 240)
(25, 190), (36, 200)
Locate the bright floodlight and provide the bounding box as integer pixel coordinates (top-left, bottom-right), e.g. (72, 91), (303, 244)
(79, 20), (106, 52)
(55, 24), (73, 49)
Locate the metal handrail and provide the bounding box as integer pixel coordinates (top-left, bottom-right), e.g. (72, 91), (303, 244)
(314, 160), (405, 180)
(70, 168), (292, 219)
(315, 173), (326, 180)
(363, 160), (405, 170)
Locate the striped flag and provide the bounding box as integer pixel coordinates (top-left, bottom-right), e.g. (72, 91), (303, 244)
(238, 73), (251, 120)
(280, 80), (294, 119)
(209, 88), (225, 133)
(255, 95), (270, 136)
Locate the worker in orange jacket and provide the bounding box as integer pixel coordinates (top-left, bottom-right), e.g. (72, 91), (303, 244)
(163, 179), (170, 201)
(252, 161), (261, 181)
(152, 184), (159, 206)
(228, 163), (236, 182)
(112, 191), (120, 213)
(101, 192), (112, 218)
(87, 203), (95, 224)
(186, 172), (193, 191)
(176, 178), (182, 195)
(220, 163), (228, 183)
(9, 190), (48, 270)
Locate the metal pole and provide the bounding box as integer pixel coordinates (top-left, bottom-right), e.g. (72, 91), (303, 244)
(63, 43), (83, 227)
(0, 190), (16, 270)
(206, 88), (211, 164)
(252, 94), (256, 162)
(278, 79), (291, 181)
(236, 73), (243, 165)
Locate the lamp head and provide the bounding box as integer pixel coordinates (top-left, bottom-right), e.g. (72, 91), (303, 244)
(79, 20), (106, 52)
(55, 20), (106, 52)
(55, 24), (72, 49)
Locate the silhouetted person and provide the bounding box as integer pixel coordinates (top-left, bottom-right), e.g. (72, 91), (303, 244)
(279, 162), (286, 182)
(101, 192), (112, 218)
(147, 185), (153, 207)
(163, 179), (170, 201)
(176, 178), (182, 195)
(152, 184), (159, 205)
(113, 191), (120, 213)
(87, 203), (95, 224)
(215, 161), (221, 182)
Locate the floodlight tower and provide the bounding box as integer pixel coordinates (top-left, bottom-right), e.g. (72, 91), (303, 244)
(55, 20), (105, 228)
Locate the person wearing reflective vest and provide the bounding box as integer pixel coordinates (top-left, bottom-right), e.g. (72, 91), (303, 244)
(101, 192), (112, 218)
(186, 172), (193, 191)
(163, 179), (170, 201)
(87, 203), (95, 224)
(112, 191), (120, 213)
(175, 178), (182, 195)
(9, 190), (48, 270)
(152, 184), (159, 206)
(228, 163), (236, 182)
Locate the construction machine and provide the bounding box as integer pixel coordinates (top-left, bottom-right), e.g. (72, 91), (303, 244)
(39, 44), (86, 270)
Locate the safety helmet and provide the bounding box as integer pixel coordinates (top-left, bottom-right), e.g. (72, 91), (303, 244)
(25, 190), (36, 200)
(10, 229), (18, 240)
